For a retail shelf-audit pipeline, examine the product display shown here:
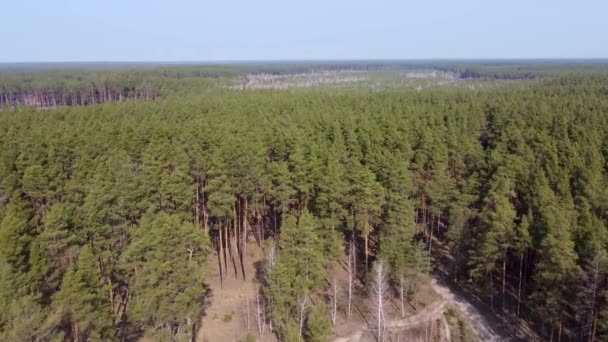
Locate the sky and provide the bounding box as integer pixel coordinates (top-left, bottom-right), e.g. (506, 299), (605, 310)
(2, 0), (607, 62)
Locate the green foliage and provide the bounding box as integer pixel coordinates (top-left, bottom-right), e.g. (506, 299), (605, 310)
(0, 193), (35, 272)
(0, 65), (607, 341)
(305, 303), (331, 342)
(52, 245), (113, 341)
(471, 172), (517, 279)
(222, 311), (234, 322)
(0, 294), (46, 341)
(266, 212), (326, 337)
(121, 212), (209, 339)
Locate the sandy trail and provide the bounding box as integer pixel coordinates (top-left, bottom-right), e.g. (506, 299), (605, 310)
(332, 277), (504, 342)
(430, 278), (503, 342)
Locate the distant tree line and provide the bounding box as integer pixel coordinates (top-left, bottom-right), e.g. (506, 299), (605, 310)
(3, 62), (608, 109)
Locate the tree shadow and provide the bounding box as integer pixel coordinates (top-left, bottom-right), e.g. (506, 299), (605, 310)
(193, 282), (214, 341)
(254, 259), (268, 286)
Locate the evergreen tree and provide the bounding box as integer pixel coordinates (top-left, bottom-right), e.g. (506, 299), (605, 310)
(52, 245), (113, 341)
(305, 303), (331, 342)
(121, 212), (209, 340)
(471, 171), (517, 310)
(0, 193), (35, 273)
(266, 211), (325, 338)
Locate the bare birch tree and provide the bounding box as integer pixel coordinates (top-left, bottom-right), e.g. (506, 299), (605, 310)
(298, 295), (308, 341)
(245, 295), (250, 330)
(265, 241), (277, 276)
(256, 292), (263, 336)
(371, 261), (390, 342)
(330, 277), (338, 326)
(399, 274), (406, 317)
(264, 241), (277, 336)
(577, 247), (607, 342)
(348, 243), (353, 319)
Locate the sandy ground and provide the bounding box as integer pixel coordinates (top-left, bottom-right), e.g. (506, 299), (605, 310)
(197, 242), (277, 342)
(430, 278), (502, 341)
(197, 238), (507, 342)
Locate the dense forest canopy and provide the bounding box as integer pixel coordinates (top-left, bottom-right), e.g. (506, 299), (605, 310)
(0, 61), (607, 341)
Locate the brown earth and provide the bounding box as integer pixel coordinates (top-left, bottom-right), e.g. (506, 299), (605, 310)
(197, 241), (277, 342)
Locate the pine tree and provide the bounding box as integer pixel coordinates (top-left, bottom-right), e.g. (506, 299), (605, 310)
(0, 193), (35, 273)
(305, 303), (331, 342)
(471, 171), (517, 311)
(346, 162), (384, 271)
(378, 157), (421, 316)
(514, 212), (531, 315)
(52, 245), (113, 341)
(266, 211), (325, 338)
(532, 174), (580, 338)
(121, 213), (210, 340)
(29, 203), (79, 296)
(0, 293), (46, 341)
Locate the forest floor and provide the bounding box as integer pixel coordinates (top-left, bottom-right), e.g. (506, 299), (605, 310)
(196, 236), (535, 342)
(430, 234), (543, 342)
(430, 278), (500, 341)
(197, 241), (277, 342)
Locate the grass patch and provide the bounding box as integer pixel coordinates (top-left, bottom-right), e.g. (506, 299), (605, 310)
(222, 311), (234, 322)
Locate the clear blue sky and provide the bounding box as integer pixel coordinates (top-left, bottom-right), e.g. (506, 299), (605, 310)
(2, 0), (607, 62)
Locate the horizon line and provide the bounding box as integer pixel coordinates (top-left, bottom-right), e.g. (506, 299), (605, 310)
(2, 57), (608, 64)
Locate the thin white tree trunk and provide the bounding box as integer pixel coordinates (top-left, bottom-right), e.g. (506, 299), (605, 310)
(298, 296), (308, 341)
(256, 292), (262, 336)
(245, 295), (250, 330)
(331, 278), (338, 325)
(372, 261), (388, 342)
(348, 243), (353, 319)
(400, 275), (405, 317)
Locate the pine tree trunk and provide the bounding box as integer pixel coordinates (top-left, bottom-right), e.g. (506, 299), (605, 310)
(218, 225), (224, 285)
(558, 313), (563, 342)
(427, 220), (433, 273)
(256, 211), (262, 247)
(202, 180), (209, 233)
(591, 313), (598, 342)
(195, 178), (200, 226)
(502, 253), (507, 311)
(352, 229), (357, 280)
(490, 270), (494, 312)
(242, 197), (248, 280)
(364, 232), (369, 271)
(223, 222), (229, 277)
(229, 214), (239, 278)
(517, 252), (524, 316)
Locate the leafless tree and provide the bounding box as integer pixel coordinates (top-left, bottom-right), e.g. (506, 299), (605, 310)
(371, 261), (390, 342)
(399, 274), (406, 317)
(330, 277), (338, 326)
(298, 295), (308, 340)
(348, 243), (353, 319)
(256, 291), (263, 336)
(265, 241), (277, 276)
(577, 247), (607, 342)
(245, 295), (250, 330)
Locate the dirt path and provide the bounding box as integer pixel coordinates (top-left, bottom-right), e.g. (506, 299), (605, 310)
(332, 277), (504, 342)
(331, 298), (449, 342)
(430, 278), (503, 341)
